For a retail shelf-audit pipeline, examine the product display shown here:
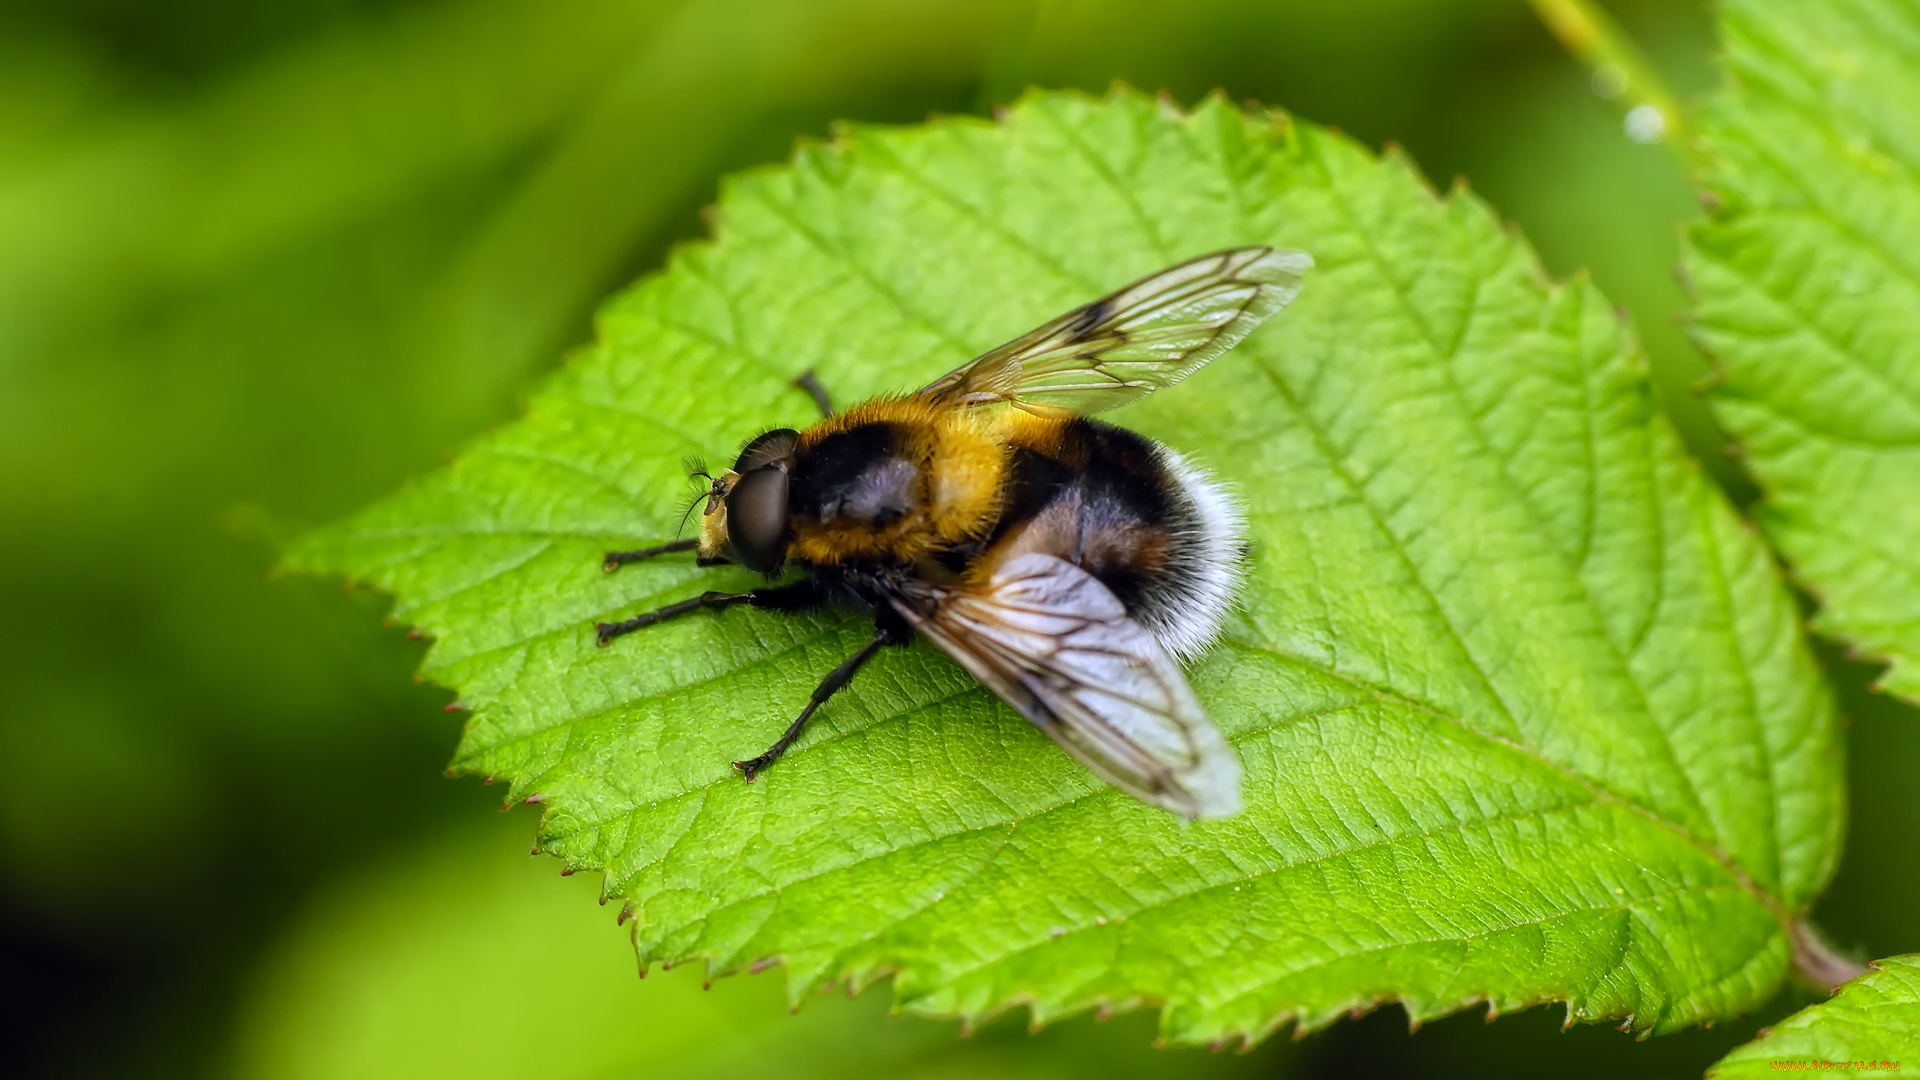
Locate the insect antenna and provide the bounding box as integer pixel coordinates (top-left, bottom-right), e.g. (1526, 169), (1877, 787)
(674, 483), (710, 536)
(682, 454), (711, 481)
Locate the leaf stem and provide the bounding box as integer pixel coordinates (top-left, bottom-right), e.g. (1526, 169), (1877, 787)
(1790, 921), (1870, 991)
(1525, 0), (1696, 165)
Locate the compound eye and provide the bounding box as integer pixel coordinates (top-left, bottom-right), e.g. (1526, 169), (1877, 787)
(734, 429), (798, 473)
(725, 465), (790, 575)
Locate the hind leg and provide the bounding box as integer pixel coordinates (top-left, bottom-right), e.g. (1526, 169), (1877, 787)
(794, 370), (833, 418)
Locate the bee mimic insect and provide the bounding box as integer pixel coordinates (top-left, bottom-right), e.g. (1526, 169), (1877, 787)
(596, 246), (1310, 819)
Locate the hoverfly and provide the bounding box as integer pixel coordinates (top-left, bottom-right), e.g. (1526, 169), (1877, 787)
(596, 246), (1310, 818)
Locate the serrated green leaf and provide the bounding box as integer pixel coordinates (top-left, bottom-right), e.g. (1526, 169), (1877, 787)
(1709, 955), (1920, 1078)
(1684, 0), (1920, 701)
(289, 89), (1842, 1045)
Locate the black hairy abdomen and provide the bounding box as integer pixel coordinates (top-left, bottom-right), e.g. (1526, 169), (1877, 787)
(988, 419), (1187, 615)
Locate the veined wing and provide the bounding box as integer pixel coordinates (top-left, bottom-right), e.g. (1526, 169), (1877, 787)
(918, 246), (1310, 418)
(890, 552), (1243, 819)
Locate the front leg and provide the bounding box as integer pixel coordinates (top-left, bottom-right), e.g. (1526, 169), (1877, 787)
(602, 537), (698, 572)
(595, 577), (826, 646)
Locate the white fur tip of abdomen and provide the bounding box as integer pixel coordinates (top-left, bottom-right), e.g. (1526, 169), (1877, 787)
(1149, 448), (1247, 661)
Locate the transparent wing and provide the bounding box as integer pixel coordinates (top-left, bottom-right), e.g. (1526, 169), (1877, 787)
(918, 246), (1310, 417)
(890, 553), (1243, 819)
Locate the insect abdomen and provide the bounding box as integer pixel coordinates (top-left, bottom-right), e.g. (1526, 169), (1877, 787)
(981, 418), (1244, 659)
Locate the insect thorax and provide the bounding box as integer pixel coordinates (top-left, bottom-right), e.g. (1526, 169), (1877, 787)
(785, 397), (1006, 567)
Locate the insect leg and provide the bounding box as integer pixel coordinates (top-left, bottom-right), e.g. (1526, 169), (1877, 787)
(793, 370), (834, 418)
(603, 537), (699, 572)
(595, 578), (826, 646)
(733, 625), (897, 781)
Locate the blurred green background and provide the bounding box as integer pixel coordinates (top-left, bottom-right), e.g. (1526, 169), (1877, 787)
(2, 1), (1914, 1077)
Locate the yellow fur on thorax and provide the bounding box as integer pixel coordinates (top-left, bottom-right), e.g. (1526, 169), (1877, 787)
(783, 396), (1062, 567)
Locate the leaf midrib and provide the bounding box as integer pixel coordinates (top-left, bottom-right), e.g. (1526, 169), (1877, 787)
(528, 620), (1790, 979)
(1234, 637), (1792, 923)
